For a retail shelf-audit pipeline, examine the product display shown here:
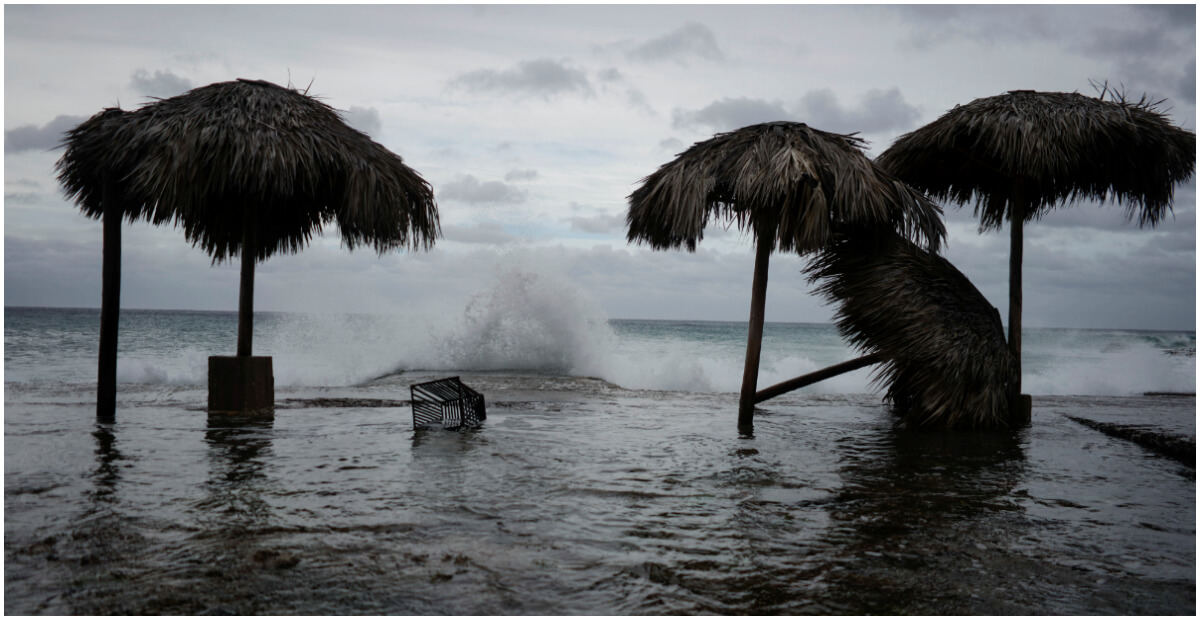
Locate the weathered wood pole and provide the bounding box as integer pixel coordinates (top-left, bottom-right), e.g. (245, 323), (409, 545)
(237, 210), (256, 357)
(738, 236), (774, 427)
(209, 208), (273, 415)
(1007, 187), (1033, 423)
(1008, 192), (1024, 396)
(97, 174), (122, 421)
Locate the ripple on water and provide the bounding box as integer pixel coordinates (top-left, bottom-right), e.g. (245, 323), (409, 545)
(3, 381), (1195, 614)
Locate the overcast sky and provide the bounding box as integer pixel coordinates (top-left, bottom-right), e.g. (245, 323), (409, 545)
(4, 4), (1196, 330)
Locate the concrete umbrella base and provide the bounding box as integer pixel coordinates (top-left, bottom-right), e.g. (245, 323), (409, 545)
(1011, 393), (1032, 426)
(208, 356), (274, 415)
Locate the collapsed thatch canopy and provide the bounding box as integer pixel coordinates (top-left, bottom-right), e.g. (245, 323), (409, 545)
(876, 90), (1196, 230)
(57, 78), (440, 262)
(627, 121), (946, 253)
(806, 231), (1018, 428)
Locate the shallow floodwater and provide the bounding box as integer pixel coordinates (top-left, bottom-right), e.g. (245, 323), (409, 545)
(5, 372), (1194, 615)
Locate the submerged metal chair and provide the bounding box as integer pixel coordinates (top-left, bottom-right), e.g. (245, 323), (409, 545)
(411, 377), (487, 429)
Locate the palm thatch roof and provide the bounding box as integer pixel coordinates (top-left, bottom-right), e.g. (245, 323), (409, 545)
(806, 231), (1018, 428)
(57, 107), (134, 218)
(627, 121), (946, 253)
(58, 78), (440, 262)
(876, 89), (1196, 230)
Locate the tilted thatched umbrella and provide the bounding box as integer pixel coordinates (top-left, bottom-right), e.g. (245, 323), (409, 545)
(57, 108), (135, 420)
(807, 230), (1018, 428)
(59, 78), (440, 414)
(877, 89), (1196, 404)
(627, 121), (946, 427)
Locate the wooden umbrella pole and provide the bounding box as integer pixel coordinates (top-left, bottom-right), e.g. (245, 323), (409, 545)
(97, 174), (121, 421)
(738, 236), (774, 427)
(237, 210), (256, 357)
(1008, 192), (1024, 395)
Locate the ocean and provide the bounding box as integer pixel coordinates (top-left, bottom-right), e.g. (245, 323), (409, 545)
(4, 292), (1196, 613)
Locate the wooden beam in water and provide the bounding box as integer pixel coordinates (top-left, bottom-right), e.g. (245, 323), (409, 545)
(754, 352), (884, 404)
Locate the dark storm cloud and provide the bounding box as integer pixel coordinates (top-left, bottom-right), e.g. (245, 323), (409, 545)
(449, 59), (591, 99)
(1079, 5), (1194, 107)
(671, 97), (792, 131)
(896, 5), (1195, 110)
(1135, 4), (1196, 32)
(672, 88), (920, 135)
(439, 174), (528, 204)
(568, 213), (626, 234)
(129, 69), (192, 98)
(504, 169), (538, 182)
(627, 22), (724, 64)
(5, 114), (87, 153)
(343, 106), (382, 137)
(1178, 59), (1196, 105)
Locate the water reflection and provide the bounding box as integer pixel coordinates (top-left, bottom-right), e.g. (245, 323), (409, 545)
(819, 423), (1029, 613)
(201, 414), (275, 529)
(90, 422), (123, 505)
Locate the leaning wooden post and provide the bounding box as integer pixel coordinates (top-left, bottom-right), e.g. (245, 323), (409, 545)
(755, 353), (884, 404)
(738, 234), (774, 428)
(97, 173), (122, 421)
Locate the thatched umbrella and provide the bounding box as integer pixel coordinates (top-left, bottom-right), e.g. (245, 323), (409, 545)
(877, 89), (1196, 401)
(58, 79), (440, 414)
(57, 107), (134, 420)
(806, 230), (1018, 428)
(627, 121), (946, 427)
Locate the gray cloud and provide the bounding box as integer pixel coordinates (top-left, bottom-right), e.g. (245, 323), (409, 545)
(895, 5), (1195, 111)
(504, 169), (538, 182)
(672, 97), (792, 131)
(795, 87), (921, 135)
(343, 105), (382, 137)
(597, 67), (623, 82)
(1135, 4), (1196, 33)
(442, 222), (518, 245)
(658, 137), (685, 153)
(896, 5), (1066, 50)
(439, 174), (528, 204)
(5, 114), (87, 153)
(130, 69), (192, 98)
(568, 213), (626, 234)
(628, 22), (724, 64)
(5, 192), (42, 204)
(450, 59), (591, 99)
(1179, 59), (1196, 105)
(672, 88), (920, 135)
